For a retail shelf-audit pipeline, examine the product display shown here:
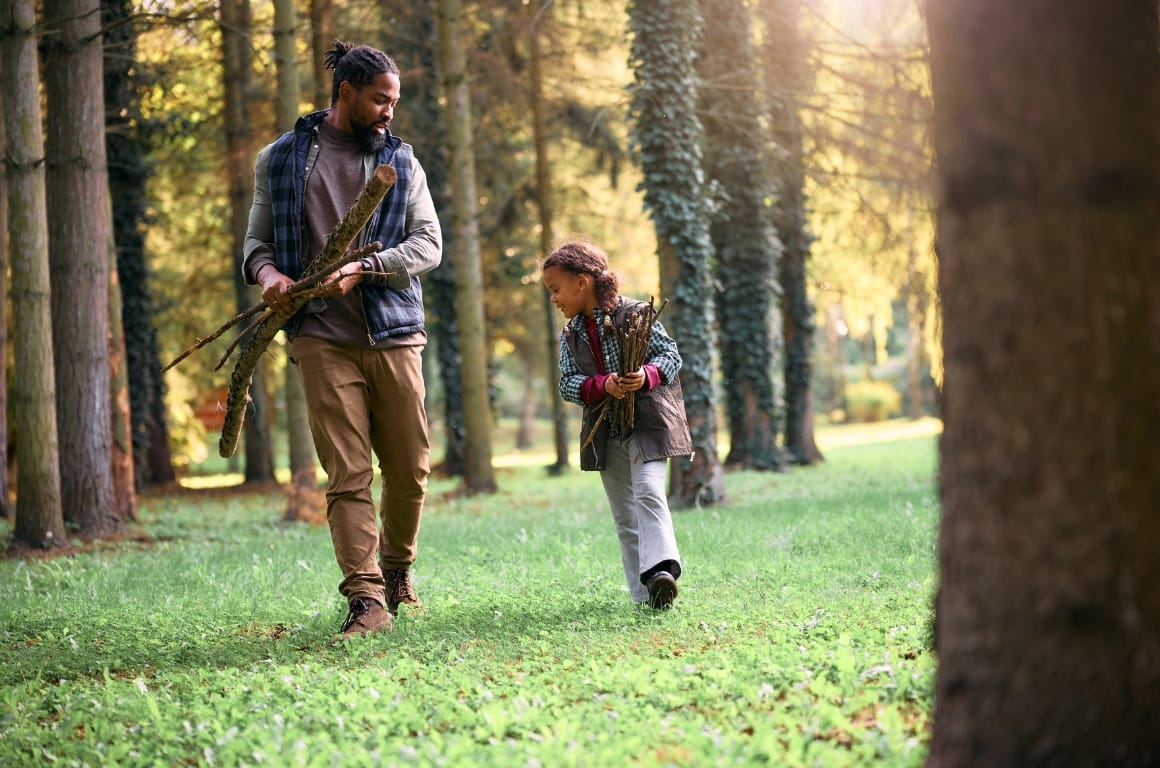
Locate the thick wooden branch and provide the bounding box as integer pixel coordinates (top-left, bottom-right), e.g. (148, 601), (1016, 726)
(218, 166), (397, 458)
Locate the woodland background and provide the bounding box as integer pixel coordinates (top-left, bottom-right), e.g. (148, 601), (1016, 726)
(3, 1), (1158, 763)
(1, 0), (936, 544)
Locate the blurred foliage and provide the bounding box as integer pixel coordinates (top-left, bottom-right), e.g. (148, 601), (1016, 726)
(843, 379), (903, 423)
(802, 0), (939, 385)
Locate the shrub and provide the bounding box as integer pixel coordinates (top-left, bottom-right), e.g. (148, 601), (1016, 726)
(844, 380), (903, 423)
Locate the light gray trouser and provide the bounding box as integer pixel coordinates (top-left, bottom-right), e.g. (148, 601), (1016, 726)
(599, 436), (682, 603)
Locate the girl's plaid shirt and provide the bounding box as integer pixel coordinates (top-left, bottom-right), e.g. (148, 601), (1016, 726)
(557, 298), (683, 407)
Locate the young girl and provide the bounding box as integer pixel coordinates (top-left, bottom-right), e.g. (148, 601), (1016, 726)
(542, 241), (693, 609)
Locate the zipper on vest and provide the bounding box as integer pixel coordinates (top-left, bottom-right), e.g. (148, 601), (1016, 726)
(355, 285), (377, 346)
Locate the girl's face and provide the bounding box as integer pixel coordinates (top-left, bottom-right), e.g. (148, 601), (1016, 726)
(543, 265), (596, 319)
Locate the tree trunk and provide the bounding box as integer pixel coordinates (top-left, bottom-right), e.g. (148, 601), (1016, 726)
(43, 0), (120, 536)
(310, 0), (334, 110)
(0, 49), (9, 519)
(926, 2), (1160, 766)
(528, 0), (569, 475)
(221, 0), (275, 484)
(274, 0), (318, 518)
(436, 0), (497, 494)
(1, 0), (66, 548)
(699, 0), (784, 472)
(107, 221), (136, 521)
(380, 2), (464, 477)
(103, 0), (176, 488)
(764, 0), (822, 466)
(629, 0), (725, 507)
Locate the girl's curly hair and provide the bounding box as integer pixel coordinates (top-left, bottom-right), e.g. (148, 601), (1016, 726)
(542, 241), (620, 314)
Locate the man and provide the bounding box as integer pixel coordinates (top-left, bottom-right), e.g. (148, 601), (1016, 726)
(243, 41), (442, 640)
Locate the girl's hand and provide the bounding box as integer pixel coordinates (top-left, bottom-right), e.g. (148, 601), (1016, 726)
(619, 369), (645, 393)
(605, 374), (627, 400)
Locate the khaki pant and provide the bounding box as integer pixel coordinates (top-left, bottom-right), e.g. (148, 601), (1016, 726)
(292, 335), (430, 606)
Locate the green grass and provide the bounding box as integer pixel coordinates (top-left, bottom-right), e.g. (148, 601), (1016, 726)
(0, 423), (939, 767)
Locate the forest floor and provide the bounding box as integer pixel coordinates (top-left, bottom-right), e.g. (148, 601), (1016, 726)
(0, 418), (940, 767)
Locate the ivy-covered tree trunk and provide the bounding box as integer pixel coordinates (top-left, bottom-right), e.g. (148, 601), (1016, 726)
(437, 0), (497, 493)
(927, 2), (1160, 765)
(383, 1), (465, 477)
(698, 0), (785, 472)
(2, 0), (66, 548)
(763, 0), (822, 466)
(629, 0), (725, 507)
(43, 0), (120, 535)
(221, 0), (276, 484)
(103, 0), (176, 489)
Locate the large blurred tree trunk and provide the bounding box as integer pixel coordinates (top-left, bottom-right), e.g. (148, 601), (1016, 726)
(528, 0), (569, 475)
(926, 2), (1160, 766)
(221, 0), (275, 484)
(1, 0), (66, 548)
(763, 0), (822, 466)
(275, 0), (319, 519)
(0, 52), (8, 519)
(699, 0), (784, 472)
(103, 0), (176, 489)
(436, 0), (497, 494)
(381, 1), (464, 477)
(43, 0), (120, 535)
(629, 0), (725, 507)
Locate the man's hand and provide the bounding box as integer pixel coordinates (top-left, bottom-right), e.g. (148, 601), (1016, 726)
(258, 265), (297, 315)
(320, 261), (365, 297)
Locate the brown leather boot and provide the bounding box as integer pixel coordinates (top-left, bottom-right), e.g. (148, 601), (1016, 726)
(338, 596), (393, 639)
(384, 568), (423, 616)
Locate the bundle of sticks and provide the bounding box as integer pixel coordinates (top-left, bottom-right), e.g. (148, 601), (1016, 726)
(581, 296), (667, 451)
(163, 164), (398, 458)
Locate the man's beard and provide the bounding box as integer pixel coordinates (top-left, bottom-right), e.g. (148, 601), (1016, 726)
(350, 117), (388, 154)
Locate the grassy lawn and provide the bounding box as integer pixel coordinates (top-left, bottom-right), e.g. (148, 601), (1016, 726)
(0, 420), (940, 767)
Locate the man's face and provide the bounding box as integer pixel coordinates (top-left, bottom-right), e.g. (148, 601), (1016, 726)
(347, 71), (401, 154)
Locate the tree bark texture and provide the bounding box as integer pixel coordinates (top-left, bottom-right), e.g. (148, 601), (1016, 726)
(529, 0), (570, 474)
(629, 0), (725, 507)
(43, 0), (120, 535)
(1, 0), (66, 547)
(0, 49), (9, 519)
(382, 4), (465, 477)
(103, 0), (176, 488)
(764, 0), (822, 466)
(273, 0), (318, 511)
(926, 2), (1160, 766)
(310, 0), (335, 110)
(699, 0), (784, 471)
(221, 0), (275, 483)
(437, 0), (497, 494)
(107, 232), (136, 521)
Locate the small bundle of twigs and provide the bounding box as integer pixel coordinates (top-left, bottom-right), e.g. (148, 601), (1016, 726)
(581, 297), (668, 451)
